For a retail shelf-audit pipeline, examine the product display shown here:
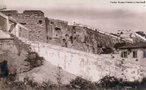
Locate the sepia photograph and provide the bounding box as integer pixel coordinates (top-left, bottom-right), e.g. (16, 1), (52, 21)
(0, 0), (146, 90)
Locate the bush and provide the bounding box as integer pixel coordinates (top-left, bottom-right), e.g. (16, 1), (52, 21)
(68, 76), (96, 89)
(97, 76), (120, 88)
(24, 52), (44, 70)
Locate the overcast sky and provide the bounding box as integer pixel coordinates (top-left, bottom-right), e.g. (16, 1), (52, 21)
(1, 0), (146, 33)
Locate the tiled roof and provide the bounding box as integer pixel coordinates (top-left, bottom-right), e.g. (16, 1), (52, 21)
(119, 42), (146, 49)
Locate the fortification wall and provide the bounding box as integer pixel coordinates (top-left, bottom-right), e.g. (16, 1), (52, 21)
(2, 10), (47, 42)
(25, 40), (146, 82)
(46, 19), (120, 54)
(1, 10), (122, 54)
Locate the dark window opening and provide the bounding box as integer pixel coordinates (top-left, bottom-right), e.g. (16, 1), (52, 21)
(70, 36), (73, 43)
(73, 26), (76, 29)
(74, 37), (76, 40)
(0, 60), (9, 78)
(65, 34), (69, 37)
(38, 20), (43, 24)
(46, 36), (49, 40)
(62, 39), (67, 47)
(55, 27), (61, 31)
(133, 51), (137, 58)
(20, 23), (27, 25)
(143, 50), (146, 58)
(63, 39), (66, 41)
(120, 32), (123, 34)
(101, 47), (113, 54)
(50, 22), (54, 24)
(121, 51), (128, 58)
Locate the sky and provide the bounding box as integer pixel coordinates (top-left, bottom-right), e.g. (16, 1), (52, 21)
(1, 0), (146, 33)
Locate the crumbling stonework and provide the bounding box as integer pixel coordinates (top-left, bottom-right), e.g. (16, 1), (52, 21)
(1, 10), (122, 54)
(2, 10), (47, 42)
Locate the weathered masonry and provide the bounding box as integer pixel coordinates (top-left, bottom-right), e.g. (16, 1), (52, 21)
(1, 10), (122, 54)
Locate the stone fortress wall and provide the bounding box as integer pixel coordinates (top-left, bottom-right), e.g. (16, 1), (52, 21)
(1, 10), (146, 84)
(24, 40), (146, 82)
(1, 10), (122, 54)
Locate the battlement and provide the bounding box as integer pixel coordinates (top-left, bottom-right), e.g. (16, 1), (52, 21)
(1, 10), (18, 16)
(23, 10), (44, 16)
(1, 10), (44, 17)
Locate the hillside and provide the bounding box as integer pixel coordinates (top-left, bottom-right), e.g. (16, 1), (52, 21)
(0, 31), (76, 87)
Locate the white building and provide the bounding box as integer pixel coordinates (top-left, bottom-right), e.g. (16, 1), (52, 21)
(119, 43), (146, 66)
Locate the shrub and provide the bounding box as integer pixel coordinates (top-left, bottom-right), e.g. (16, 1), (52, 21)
(24, 52), (44, 70)
(68, 76), (96, 89)
(97, 75), (120, 88)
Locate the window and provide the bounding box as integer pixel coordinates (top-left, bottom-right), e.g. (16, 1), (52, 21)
(121, 51), (128, 58)
(143, 50), (146, 58)
(133, 51), (137, 58)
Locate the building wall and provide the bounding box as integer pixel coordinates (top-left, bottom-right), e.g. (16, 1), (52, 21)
(120, 49), (146, 66)
(119, 49), (146, 81)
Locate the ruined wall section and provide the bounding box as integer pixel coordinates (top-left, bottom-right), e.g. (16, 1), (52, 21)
(2, 10), (47, 42)
(46, 18), (121, 54)
(2, 10), (121, 54)
(46, 18), (68, 46)
(0, 38), (29, 74)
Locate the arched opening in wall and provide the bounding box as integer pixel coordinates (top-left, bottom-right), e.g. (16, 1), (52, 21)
(101, 46), (113, 54)
(73, 26), (76, 29)
(0, 60), (9, 78)
(65, 34), (69, 37)
(38, 20), (43, 24)
(50, 22), (54, 24)
(62, 39), (67, 47)
(70, 36), (73, 43)
(55, 27), (61, 31)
